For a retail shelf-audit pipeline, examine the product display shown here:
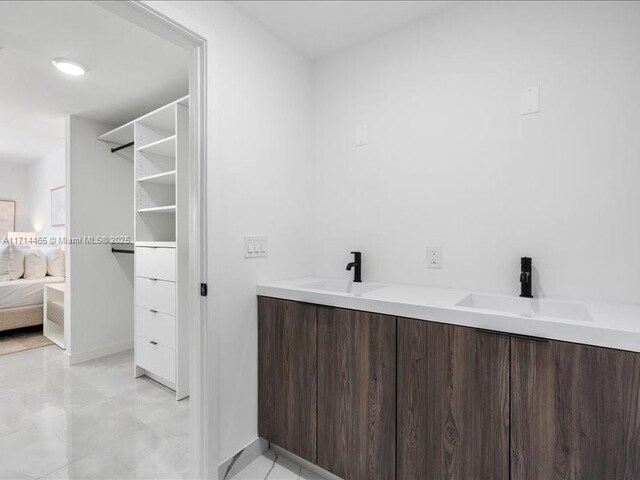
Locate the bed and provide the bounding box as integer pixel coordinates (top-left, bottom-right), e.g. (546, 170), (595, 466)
(0, 276), (65, 332)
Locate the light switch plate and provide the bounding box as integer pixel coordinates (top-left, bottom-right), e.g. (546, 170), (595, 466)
(356, 124), (368, 146)
(245, 235), (267, 258)
(520, 86), (540, 115)
(427, 246), (442, 269)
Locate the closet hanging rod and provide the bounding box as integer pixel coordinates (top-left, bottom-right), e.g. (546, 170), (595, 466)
(111, 141), (134, 153)
(111, 247), (134, 254)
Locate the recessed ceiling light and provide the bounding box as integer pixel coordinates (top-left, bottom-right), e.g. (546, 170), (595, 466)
(51, 58), (86, 76)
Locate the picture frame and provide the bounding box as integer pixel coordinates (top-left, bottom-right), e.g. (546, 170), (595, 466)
(51, 186), (65, 227)
(0, 200), (16, 239)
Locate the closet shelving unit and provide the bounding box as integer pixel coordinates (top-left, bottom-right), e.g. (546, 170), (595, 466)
(97, 122), (135, 161)
(97, 95), (189, 400)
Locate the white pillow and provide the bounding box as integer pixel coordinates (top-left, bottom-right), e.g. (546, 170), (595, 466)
(23, 249), (47, 280)
(0, 244), (25, 281)
(42, 246), (65, 277)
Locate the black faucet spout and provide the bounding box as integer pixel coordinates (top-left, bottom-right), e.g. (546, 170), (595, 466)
(520, 257), (533, 298)
(347, 252), (362, 283)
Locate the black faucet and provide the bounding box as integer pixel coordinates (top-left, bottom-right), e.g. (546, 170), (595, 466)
(346, 251), (362, 283)
(520, 257), (533, 298)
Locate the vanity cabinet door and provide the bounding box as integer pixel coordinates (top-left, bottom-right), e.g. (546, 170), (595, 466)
(511, 338), (640, 480)
(397, 318), (510, 480)
(317, 307), (396, 480)
(258, 297), (317, 463)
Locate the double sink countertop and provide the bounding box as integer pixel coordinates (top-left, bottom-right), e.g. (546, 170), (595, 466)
(257, 277), (640, 353)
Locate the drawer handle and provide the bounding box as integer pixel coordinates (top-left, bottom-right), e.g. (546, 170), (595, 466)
(149, 309), (158, 314)
(149, 278), (158, 281)
(476, 328), (548, 344)
(150, 340), (158, 345)
(475, 328), (509, 338)
(510, 333), (549, 344)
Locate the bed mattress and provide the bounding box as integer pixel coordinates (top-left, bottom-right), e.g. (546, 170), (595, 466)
(0, 277), (65, 310)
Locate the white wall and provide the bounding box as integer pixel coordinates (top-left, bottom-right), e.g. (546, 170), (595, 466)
(0, 161), (31, 232)
(141, 1), (314, 465)
(141, 0), (640, 470)
(67, 115), (135, 361)
(28, 148), (65, 237)
(312, 1), (640, 304)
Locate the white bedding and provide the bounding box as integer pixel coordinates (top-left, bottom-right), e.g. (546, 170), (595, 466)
(0, 276), (65, 310)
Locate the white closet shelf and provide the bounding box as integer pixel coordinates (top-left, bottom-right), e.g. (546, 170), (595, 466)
(138, 205), (177, 214)
(137, 170), (176, 185)
(137, 135), (176, 158)
(137, 102), (177, 132)
(136, 241), (176, 248)
(98, 122), (134, 146)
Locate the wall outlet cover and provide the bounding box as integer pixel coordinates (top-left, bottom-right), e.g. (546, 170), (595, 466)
(520, 85), (540, 115)
(427, 246), (442, 269)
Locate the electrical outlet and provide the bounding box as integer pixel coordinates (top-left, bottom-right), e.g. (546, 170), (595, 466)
(244, 235), (267, 258)
(427, 246), (442, 269)
(520, 85), (540, 115)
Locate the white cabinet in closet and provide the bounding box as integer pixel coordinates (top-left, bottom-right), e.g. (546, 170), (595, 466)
(134, 245), (181, 394)
(132, 97), (189, 400)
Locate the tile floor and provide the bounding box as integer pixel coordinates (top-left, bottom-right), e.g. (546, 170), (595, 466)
(0, 345), (189, 479)
(229, 450), (326, 480)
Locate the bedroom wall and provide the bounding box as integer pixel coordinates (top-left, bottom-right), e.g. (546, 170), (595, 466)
(0, 161), (31, 233)
(28, 148), (65, 238)
(67, 115), (134, 362)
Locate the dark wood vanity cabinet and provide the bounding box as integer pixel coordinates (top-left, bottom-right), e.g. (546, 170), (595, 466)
(317, 307), (397, 480)
(511, 337), (640, 480)
(258, 299), (396, 479)
(258, 296), (640, 480)
(257, 297), (317, 463)
(397, 318), (510, 480)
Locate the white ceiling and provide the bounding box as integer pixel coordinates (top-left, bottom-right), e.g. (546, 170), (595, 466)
(230, 1), (454, 60)
(0, 1), (189, 163)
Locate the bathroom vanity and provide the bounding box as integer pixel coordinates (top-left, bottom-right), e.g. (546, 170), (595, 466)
(257, 278), (640, 480)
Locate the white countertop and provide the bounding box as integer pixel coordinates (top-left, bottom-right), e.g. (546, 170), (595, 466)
(257, 277), (640, 353)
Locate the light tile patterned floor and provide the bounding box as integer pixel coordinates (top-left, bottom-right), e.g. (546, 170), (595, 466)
(229, 450), (327, 480)
(0, 346), (189, 479)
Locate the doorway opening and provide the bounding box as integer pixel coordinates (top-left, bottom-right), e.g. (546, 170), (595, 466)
(0, 1), (208, 478)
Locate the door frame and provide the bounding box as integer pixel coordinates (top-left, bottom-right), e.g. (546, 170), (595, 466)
(92, 1), (212, 478)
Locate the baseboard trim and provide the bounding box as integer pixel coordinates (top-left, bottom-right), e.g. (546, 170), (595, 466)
(218, 437), (268, 480)
(270, 444), (342, 480)
(68, 339), (133, 365)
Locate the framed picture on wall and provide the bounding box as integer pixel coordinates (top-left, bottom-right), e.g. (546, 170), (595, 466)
(0, 200), (16, 239)
(51, 186), (65, 227)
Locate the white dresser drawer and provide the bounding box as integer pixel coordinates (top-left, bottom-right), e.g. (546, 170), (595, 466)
(135, 277), (175, 315)
(136, 247), (175, 282)
(136, 307), (175, 349)
(136, 336), (175, 383)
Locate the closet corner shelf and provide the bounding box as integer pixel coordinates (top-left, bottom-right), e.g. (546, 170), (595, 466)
(138, 205), (176, 214)
(137, 135), (176, 157)
(135, 241), (177, 248)
(137, 170), (176, 185)
(97, 122), (134, 146)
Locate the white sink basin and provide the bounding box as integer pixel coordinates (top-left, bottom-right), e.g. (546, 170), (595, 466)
(299, 279), (383, 296)
(456, 293), (593, 322)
